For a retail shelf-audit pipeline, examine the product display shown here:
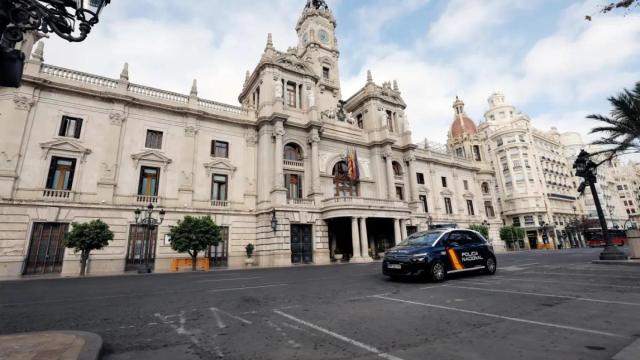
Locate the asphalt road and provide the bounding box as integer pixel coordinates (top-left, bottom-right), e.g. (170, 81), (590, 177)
(1, 248), (639, 360)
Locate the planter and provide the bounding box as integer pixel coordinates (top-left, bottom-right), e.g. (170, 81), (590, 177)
(334, 254), (343, 261)
(245, 258), (255, 266)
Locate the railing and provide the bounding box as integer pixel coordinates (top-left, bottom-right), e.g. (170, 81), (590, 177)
(42, 189), (72, 199)
(288, 198), (315, 206)
(284, 159), (304, 168)
(41, 64), (118, 88)
(198, 99), (248, 115)
(210, 200), (230, 207)
(321, 196), (408, 209)
(128, 84), (189, 103)
(137, 195), (158, 204)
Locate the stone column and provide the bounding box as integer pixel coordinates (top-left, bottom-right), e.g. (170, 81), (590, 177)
(359, 217), (371, 260)
(271, 119), (287, 204)
(384, 146), (395, 200)
(405, 152), (419, 202)
(351, 217), (364, 262)
(400, 219), (408, 240)
(308, 128), (321, 196)
(394, 219), (402, 245)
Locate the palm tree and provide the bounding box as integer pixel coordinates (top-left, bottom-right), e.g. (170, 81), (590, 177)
(588, 81), (640, 160)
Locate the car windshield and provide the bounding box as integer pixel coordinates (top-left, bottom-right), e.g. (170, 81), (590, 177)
(398, 231), (444, 247)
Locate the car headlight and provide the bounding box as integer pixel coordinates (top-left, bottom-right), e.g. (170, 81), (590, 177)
(410, 253), (428, 262)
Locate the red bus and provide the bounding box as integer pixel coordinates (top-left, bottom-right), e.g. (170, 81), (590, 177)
(584, 229), (628, 247)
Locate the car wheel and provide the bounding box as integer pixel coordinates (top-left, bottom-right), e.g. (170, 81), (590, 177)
(484, 257), (497, 275)
(430, 261), (446, 282)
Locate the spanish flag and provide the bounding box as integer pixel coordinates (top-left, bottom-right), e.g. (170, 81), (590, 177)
(346, 146), (360, 181)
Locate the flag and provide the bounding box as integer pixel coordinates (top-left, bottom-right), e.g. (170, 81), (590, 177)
(346, 146), (360, 182)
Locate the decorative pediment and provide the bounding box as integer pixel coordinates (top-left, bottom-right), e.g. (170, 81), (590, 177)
(273, 53), (315, 76)
(463, 191), (475, 199)
(440, 188), (454, 196)
(204, 159), (237, 176)
(40, 139), (92, 162)
(131, 150), (172, 168)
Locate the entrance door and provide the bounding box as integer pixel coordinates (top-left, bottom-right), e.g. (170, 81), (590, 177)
(291, 224), (313, 264)
(24, 223), (68, 275)
(126, 225), (157, 271)
(527, 231), (538, 249)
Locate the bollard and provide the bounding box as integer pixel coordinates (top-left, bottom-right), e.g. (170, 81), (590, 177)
(627, 229), (640, 259)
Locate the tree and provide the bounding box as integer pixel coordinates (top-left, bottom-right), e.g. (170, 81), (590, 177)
(468, 224), (489, 239)
(63, 219), (114, 277)
(168, 216), (221, 271)
(588, 81), (640, 160)
(586, 1), (638, 20)
(499, 226), (525, 249)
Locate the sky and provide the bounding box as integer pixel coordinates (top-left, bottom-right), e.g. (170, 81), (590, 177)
(41, 0), (640, 157)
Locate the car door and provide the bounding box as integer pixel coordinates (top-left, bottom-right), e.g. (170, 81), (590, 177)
(459, 231), (486, 268)
(443, 231), (468, 271)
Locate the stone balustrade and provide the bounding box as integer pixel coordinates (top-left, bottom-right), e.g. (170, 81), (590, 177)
(41, 64), (118, 88)
(210, 200), (230, 208)
(321, 196), (407, 209)
(283, 159), (304, 169)
(42, 189), (73, 200)
(198, 99), (249, 115)
(287, 198), (315, 206)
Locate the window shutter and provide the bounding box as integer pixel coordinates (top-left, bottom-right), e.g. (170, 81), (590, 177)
(138, 168), (145, 195)
(298, 175), (303, 198)
(211, 141), (215, 156)
(66, 159), (77, 191)
(74, 118), (83, 138)
(153, 168), (160, 196)
(46, 158), (57, 189)
(58, 118), (67, 136)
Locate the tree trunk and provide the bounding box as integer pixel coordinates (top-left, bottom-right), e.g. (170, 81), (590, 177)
(192, 252), (198, 272)
(80, 251), (89, 277)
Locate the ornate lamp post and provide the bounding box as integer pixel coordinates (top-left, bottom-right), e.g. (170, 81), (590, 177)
(573, 150), (626, 260)
(427, 215), (433, 230)
(270, 209), (278, 232)
(134, 203), (165, 273)
(0, 0), (110, 87)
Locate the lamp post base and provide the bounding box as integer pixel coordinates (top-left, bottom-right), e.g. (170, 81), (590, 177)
(599, 245), (628, 261)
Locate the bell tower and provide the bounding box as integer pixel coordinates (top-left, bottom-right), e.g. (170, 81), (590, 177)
(296, 0), (341, 102)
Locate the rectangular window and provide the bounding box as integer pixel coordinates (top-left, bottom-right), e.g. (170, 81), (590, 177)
(287, 82), (296, 107)
(524, 215), (535, 226)
(285, 173), (303, 199)
(463, 180), (469, 191)
(444, 197), (453, 215)
(138, 166), (160, 196)
(386, 110), (394, 132)
(441, 177), (447, 188)
(466, 200), (475, 216)
(356, 114), (363, 129)
(211, 174), (228, 201)
(145, 130), (163, 149)
(211, 140), (229, 158)
(512, 217), (521, 227)
(456, 148), (464, 158)
(395, 186), (404, 201)
(416, 173), (425, 185)
(419, 195), (428, 213)
(473, 145), (481, 161)
(58, 116), (83, 138)
(322, 67), (330, 79)
(496, 137), (503, 147)
(484, 201), (495, 218)
(46, 157), (76, 191)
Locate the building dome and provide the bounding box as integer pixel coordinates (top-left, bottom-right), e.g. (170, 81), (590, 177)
(450, 97), (478, 138)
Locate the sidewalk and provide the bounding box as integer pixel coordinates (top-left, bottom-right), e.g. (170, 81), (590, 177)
(0, 331), (102, 360)
(592, 259), (640, 266)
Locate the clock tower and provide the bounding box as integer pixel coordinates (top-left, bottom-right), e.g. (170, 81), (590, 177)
(296, 0), (341, 102)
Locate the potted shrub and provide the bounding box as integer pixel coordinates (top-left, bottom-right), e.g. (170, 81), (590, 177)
(245, 243), (255, 266)
(334, 253), (343, 261)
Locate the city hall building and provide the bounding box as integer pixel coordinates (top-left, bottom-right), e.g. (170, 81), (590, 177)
(0, 1), (637, 277)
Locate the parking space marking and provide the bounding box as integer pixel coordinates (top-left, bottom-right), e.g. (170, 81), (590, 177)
(273, 309), (405, 360)
(443, 284), (640, 307)
(518, 271), (640, 280)
(197, 276), (263, 283)
(207, 283), (288, 293)
(372, 295), (628, 339)
(495, 277), (640, 289)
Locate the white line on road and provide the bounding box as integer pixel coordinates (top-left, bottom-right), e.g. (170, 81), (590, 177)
(207, 283), (288, 293)
(211, 309), (227, 329)
(443, 284), (640, 307)
(495, 276), (640, 289)
(273, 309), (405, 360)
(197, 276), (263, 283)
(518, 271), (640, 280)
(210, 307), (253, 325)
(372, 295), (628, 339)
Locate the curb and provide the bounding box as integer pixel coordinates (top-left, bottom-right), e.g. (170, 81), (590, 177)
(592, 260), (640, 267)
(60, 331), (103, 360)
(613, 338), (640, 360)
(0, 331), (102, 360)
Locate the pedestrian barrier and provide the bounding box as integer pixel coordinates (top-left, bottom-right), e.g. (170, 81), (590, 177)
(170, 258), (210, 272)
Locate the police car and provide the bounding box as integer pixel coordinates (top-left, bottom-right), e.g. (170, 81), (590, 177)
(382, 228), (497, 281)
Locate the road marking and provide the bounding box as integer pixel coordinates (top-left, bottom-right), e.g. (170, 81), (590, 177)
(211, 309), (227, 329)
(210, 307), (253, 325)
(273, 309), (405, 360)
(207, 283), (288, 293)
(518, 271), (640, 280)
(496, 277), (640, 289)
(197, 276), (263, 283)
(266, 320), (302, 349)
(371, 295), (628, 339)
(443, 284), (640, 307)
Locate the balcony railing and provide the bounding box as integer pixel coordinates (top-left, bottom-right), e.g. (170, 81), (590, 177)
(284, 159), (304, 168)
(43, 189), (72, 199)
(137, 195), (158, 204)
(287, 198), (315, 206)
(321, 196), (408, 209)
(210, 200), (230, 208)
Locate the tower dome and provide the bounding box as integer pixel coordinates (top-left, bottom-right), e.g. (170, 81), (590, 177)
(450, 97), (478, 138)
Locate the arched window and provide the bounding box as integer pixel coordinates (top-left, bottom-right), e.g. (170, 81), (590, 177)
(333, 161), (357, 197)
(392, 161), (402, 176)
(481, 182), (490, 195)
(284, 143), (303, 161)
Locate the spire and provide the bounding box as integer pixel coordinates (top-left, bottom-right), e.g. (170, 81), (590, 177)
(366, 69), (372, 83)
(393, 80), (399, 91)
(190, 79), (198, 97)
(266, 33), (274, 50)
(120, 62), (129, 81)
(32, 41), (44, 63)
(244, 70), (251, 87)
(453, 96), (465, 115)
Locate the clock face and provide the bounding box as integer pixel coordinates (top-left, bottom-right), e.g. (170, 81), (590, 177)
(318, 30), (329, 44)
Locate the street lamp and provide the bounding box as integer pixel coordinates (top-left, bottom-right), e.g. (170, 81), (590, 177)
(573, 149), (626, 260)
(0, 0), (110, 87)
(133, 203), (165, 273)
(270, 209), (278, 232)
(427, 215), (433, 230)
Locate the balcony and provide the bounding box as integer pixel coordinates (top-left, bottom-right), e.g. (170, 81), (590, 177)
(321, 197), (408, 210)
(210, 200), (230, 208)
(42, 189), (73, 200)
(287, 198), (315, 206)
(284, 159), (304, 169)
(136, 195), (159, 204)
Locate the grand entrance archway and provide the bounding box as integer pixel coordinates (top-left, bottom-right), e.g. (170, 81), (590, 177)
(367, 218), (395, 259)
(291, 224), (313, 264)
(327, 218), (352, 261)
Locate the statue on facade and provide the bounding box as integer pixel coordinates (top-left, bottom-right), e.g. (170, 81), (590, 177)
(307, 89), (316, 107)
(306, 0), (329, 10)
(274, 81), (283, 99)
(336, 100), (347, 122)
